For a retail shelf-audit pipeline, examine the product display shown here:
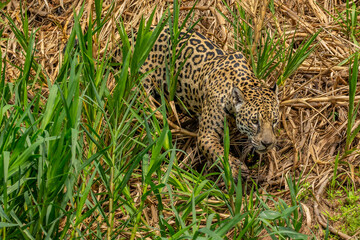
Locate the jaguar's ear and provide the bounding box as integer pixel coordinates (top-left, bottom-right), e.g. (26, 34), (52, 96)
(270, 83), (280, 104)
(270, 83), (278, 95)
(232, 87), (245, 109)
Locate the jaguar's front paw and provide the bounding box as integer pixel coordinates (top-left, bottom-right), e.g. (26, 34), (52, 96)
(230, 157), (268, 184)
(229, 157), (250, 183)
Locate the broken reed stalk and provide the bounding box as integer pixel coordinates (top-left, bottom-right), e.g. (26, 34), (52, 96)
(250, 0), (269, 58)
(281, 96), (360, 105)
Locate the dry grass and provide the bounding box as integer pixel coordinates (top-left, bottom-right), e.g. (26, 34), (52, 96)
(1, 0), (360, 239)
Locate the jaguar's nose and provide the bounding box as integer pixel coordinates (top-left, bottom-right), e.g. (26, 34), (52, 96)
(261, 141), (272, 148)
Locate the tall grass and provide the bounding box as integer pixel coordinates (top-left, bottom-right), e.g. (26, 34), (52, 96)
(333, 0), (360, 45)
(330, 2), (359, 198)
(166, 0), (199, 102)
(219, 0), (319, 85)
(345, 52), (360, 153)
(0, 2), (170, 238)
(0, 0), (319, 239)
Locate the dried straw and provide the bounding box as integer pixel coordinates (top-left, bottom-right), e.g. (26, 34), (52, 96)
(1, 0), (359, 238)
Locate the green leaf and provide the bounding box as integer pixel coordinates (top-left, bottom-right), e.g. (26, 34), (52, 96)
(0, 222), (18, 228)
(41, 84), (58, 130)
(0, 0), (10, 9)
(215, 213), (249, 236)
(199, 227), (223, 240)
(75, 169), (97, 226)
(259, 210), (282, 220)
(277, 226), (308, 240)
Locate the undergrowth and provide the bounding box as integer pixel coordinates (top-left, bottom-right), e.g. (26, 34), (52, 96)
(0, 0), (359, 239)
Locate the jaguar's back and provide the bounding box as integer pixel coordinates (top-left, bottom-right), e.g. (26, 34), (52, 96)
(142, 28), (226, 114)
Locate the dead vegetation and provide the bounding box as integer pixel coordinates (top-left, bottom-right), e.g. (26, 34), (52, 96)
(1, 0), (360, 239)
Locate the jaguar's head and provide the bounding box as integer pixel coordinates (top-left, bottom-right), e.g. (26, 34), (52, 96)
(231, 84), (279, 153)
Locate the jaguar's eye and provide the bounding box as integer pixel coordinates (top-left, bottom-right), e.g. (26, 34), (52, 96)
(273, 119), (278, 125)
(251, 118), (258, 125)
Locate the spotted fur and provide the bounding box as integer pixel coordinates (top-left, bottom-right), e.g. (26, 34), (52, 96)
(142, 28), (280, 179)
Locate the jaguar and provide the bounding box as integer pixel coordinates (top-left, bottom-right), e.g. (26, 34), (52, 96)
(141, 28), (279, 180)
